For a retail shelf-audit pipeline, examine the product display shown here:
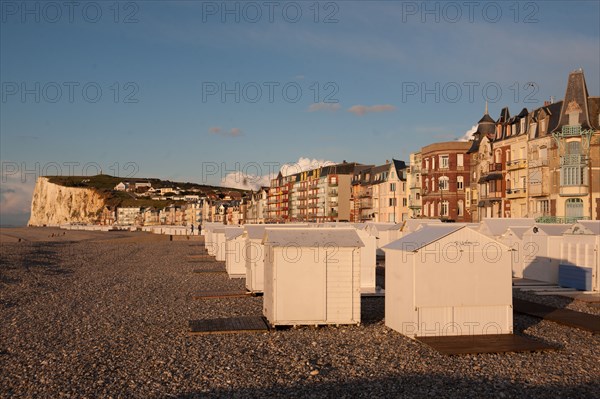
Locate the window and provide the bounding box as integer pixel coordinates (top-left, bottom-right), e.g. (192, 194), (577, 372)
(457, 154), (464, 167)
(565, 198), (583, 218)
(432, 179), (436, 192)
(425, 178), (429, 191)
(457, 200), (464, 216)
(537, 200), (549, 215)
(440, 155), (449, 169)
(425, 158), (429, 170)
(440, 201), (449, 217)
(495, 150), (502, 164)
(389, 198), (397, 206)
(521, 176), (526, 190)
(390, 183), (396, 192)
(457, 176), (464, 190)
(567, 141), (581, 155)
(432, 157), (436, 170)
(561, 166), (585, 186)
(439, 176), (449, 190)
(416, 193), (420, 200)
(403, 198), (407, 207)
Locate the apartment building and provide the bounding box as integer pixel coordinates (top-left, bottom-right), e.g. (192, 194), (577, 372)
(420, 141), (471, 222)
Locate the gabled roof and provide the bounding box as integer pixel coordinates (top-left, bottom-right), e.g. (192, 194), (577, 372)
(566, 220), (600, 235)
(382, 224), (465, 251)
(263, 228), (364, 247)
(527, 224), (572, 236)
(479, 218), (535, 237)
(225, 228), (244, 240)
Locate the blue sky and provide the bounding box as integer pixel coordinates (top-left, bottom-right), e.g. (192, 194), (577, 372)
(1, 0), (599, 225)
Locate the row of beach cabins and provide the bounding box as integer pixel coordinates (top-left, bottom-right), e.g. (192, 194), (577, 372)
(200, 219), (599, 337)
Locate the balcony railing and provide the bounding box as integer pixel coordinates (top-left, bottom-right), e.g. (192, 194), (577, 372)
(507, 159), (527, 170)
(535, 216), (590, 224)
(489, 163), (502, 172)
(560, 154), (585, 166)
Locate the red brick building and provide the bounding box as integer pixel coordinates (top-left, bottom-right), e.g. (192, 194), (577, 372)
(420, 141), (472, 222)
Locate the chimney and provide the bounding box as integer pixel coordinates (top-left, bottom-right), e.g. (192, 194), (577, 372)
(544, 100), (551, 106)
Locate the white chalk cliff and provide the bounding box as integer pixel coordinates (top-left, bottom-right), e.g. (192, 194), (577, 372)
(28, 177), (107, 226)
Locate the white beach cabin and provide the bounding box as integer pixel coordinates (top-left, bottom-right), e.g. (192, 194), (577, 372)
(225, 228), (247, 278)
(521, 224), (572, 284)
(559, 221), (600, 292)
(243, 224), (309, 293)
(262, 228), (364, 326)
(383, 224), (513, 337)
(497, 226), (530, 278)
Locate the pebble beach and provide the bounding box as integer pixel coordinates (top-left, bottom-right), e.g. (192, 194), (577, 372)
(1, 227), (599, 398)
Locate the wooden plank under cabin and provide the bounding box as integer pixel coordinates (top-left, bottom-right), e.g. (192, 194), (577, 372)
(192, 268), (227, 274)
(191, 290), (250, 299)
(417, 334), (557, 355)
(189, 316), (269, 335)
(513, 298), (600, 334)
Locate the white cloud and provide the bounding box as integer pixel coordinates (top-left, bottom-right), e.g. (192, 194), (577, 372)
(0, 172), (35, 226)
(220, 157), (335, 191)
(458, 125), (478, 142)
(307, 102), (341, 112)
(348, 104), (395, 116)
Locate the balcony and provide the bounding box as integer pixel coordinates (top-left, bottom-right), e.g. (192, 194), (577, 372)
(308, 203), (319, 209)
(528, 182), (549, 197)
(328, 182), (338, 187)
(506, 188), (526, 199)
(297, 186), (308, 192)
(559, 185), (589, 197)
(308, 193), (319, 199)
(298, 204), (307, 209)
(359, 190), (373, 198)
(560, 154), (585, 166)
(329, 190), (338, 197)
(507, 159), (527, 170)
(488, 163), (502, 172)
(536, 216), (590, 224)
(328, 211), (338, 217)
(408, 201), (421, 209)
(420, 169), (429, 175)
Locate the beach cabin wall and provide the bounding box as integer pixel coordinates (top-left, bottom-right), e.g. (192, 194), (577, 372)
(497, 226), (530, 278)
(559, 221), (600, 292)
(262, 228), (363, 326)
(225, 229), (246, 278)
(214, 226), (243, 262)
(353, 228), (377, 291)
(521, 224), (572, 284)
(243, 224), (309, 293)
(383, 225), (513, 337)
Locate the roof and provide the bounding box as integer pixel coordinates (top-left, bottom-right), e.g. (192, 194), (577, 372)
(401, 219), (442, 233)
(552, 69), (593, 132)
(244, 224), (309, 240)
(578, 220), (600, 235)
(479, 218), (535, 237)
(225, 228), (244, 240)
(263, 228), (364, 247)
(382, 224), (465, 251)
(503, 226), (529, 240)
(529, 224), (572, 236)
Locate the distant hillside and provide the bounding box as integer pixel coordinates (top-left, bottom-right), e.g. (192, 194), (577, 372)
(46, 174), (247, 193)
(43, 174), (249, 211)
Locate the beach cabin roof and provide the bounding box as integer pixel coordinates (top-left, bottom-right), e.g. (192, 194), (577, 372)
(263, 228), (364, 247)
(529, 224), (572, 236)
(504, 226), (529, 240)
(225, 228), (244, 240)
(565, 220), (600, 235)
(383, 224), (465, 251)
(478, 218), (535, 237)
